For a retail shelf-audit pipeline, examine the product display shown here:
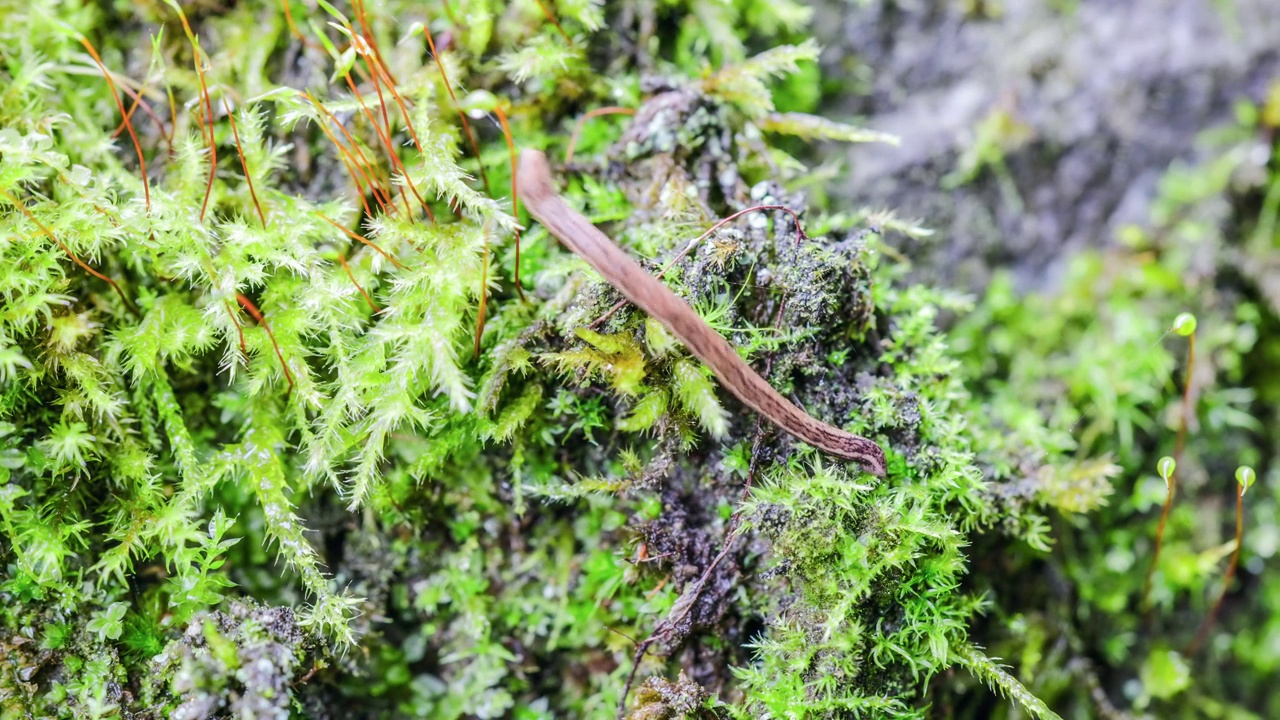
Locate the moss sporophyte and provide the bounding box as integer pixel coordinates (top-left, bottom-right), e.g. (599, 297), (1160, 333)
(518, 148), (887, 477)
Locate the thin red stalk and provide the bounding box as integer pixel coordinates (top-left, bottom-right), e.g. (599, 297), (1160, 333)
(357, 42), (425, 157)
(340, 74), (430, 221)
(365, 66), (394, 151)
(307, 91), (395, 211)
(193, 77), (216, 220)
(223, 98), (267, 228)
(306, 91), (390, 218)
(353, 50), (440, 223)
(492, 105), (526, 301)
(533, 0), (572, 43)
(235, 293), (294, 393)
(2, 189), (138, 317)
(366, 81), (435, 221)
(340, 74), (415, 218)
(166, 86), (179, 154)
(1143, 476), (1176, 610)
(172, 7), (218, 223)
(440, 0), (460, 27)
(224, 299), (248, 357)
(79, 37), (150, 212)
(591, 205), (808, 327)
(424, 25), (489, 194)
(314, 87), (394, 208)
(335, 77), (399, 207)
(338, 254), (381, 313)
(351, 25), (394, 143)
(112, 76), (174, 156)
(393, 183), (416, 222)
(351, 0), (398, 87)
(365, 67), (431, 206)
(281, 0), (323, 51)
(1143, 334), (1197, 610)
(314, 211), (404, 269)
(317, 120), (377, 219)
(281, 0), (304, 42)
(565, 106), (635, 164)
(56, 170), (123, 227)
(1174, 334), (1196, 467)
(1187, 486), (1244, 655)
(111, 79), (142, 138)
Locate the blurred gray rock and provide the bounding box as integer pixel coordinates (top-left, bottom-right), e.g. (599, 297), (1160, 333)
(816, 0), (1280, 292)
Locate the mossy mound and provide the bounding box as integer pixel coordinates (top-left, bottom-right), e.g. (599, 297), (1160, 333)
(2, 1), (1275, 719)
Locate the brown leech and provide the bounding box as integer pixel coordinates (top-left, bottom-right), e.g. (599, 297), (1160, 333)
(516, 149), (887, 476)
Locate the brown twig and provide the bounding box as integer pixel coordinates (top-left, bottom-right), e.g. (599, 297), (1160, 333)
(590, 204), (809, 328)
(518, 149), (886, 473)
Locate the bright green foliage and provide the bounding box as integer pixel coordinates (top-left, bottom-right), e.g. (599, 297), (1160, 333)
(949, 89), (1280, 718)
(8, 1), (1273, 719)
(670, 358), (729, 439)
(952, 643), (1062, 720)
(1135, 647), (1191, 709)
(1236, 465), (1256, 494)
(1172, 312), (1198, 337)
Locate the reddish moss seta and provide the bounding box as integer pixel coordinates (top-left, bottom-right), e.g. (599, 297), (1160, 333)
(79, 37), (151, 212)
(235, 293), (294, 394)
(223, 98), (266, 228)
(1, 189), (138, 317)
(565, 106), (636, 164)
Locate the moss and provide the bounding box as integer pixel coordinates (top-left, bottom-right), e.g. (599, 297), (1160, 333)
(4, 1), (1275, 719)
(948, 87), (1279, 718)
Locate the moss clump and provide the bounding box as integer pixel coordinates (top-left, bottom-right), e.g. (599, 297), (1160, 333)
(10, 1), (1273, 719)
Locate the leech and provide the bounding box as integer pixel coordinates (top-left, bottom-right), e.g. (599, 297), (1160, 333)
(516, 149), (888, 476)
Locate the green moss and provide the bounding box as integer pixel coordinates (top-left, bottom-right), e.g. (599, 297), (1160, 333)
(5, 1), (1274, 719)
(948, 88), (1279, 718)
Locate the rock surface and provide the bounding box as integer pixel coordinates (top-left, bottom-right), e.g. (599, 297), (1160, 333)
(816, 0), (1280, 292)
